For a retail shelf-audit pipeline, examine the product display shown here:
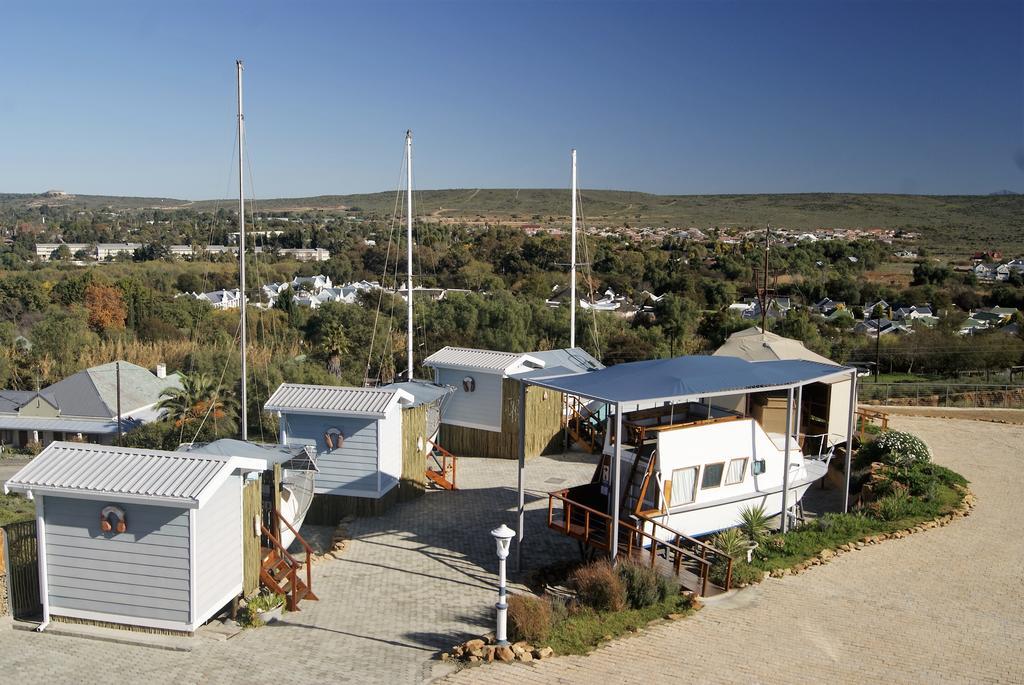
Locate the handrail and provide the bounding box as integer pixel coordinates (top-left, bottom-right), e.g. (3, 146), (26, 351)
(547, 490), (731, 595)
(260, 521), (302, 611)
(427, 439), (457, 488)
(278, 513), (313, 604)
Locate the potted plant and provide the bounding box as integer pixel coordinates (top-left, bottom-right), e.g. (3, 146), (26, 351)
(245, 592), (285, 626)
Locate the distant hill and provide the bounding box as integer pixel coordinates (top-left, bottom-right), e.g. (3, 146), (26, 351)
(3, 189), (1023, 251)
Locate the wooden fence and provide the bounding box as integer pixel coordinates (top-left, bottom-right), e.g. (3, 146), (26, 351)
(2, 519), (40, 619)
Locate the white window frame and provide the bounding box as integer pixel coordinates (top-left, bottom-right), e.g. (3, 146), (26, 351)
(669, 466), (698, 507)
(725, 458), (748, 485)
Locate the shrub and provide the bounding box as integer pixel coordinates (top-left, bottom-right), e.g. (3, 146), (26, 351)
(711, 559), (763, 587)
(617, 560), (661, 609)
(656, 573), (679, 603)
(875, 490), (913, 521)
(711, 527), (750, 560)
(860, 430), (931, 467)
(572, 560), (626, 612)
(508, 593), (553, 643)
(739, 504), (771, 543)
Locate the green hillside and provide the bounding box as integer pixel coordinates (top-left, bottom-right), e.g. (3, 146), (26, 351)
(4, 190), (1022, 251)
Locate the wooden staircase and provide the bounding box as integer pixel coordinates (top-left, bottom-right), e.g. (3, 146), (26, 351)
(565, 396), (604, 454)
(425, 440), (457, 490)
(259, 514), (318, 611)
(621, 442), (658, 515)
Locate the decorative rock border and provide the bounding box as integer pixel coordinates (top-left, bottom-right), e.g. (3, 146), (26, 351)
(441, 634), (555, 666)
(765, 486), (976, 580)
(439, 591), (702, 668)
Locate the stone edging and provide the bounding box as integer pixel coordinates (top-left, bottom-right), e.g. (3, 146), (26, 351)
(761, 486), (976, 581)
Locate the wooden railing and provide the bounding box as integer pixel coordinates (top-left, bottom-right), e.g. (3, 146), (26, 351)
(547, 489), (732, 596)
(259, 522), (305, 611)
(564, 395), (602, 453)
(855, 408), (889, 440)
(426, 440), (457, 490)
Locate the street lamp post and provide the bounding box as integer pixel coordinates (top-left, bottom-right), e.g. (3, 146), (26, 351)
(490, 524), (516, 647)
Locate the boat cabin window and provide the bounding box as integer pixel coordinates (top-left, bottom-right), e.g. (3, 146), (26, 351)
(669, 467), (698, 506)
(752, 459), (766, 475)
(725, 458), (747, 485)
(701, 462), (725, 489)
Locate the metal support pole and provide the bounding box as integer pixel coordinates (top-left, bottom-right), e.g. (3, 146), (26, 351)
(794, 384), (802, 442)
(495, 552), (508, 646)
(780, 388), (794, 533)
(610, 402), (622, 560)
(843, 370), (857, 513)
(515, 381), (527, 572)
(115, 361), (122, 446)
(236, 59), (248, 441)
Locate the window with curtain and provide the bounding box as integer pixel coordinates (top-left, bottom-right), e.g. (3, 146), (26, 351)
(670, 467), (698, 506)
(725, 458), (747, 485)
(702, 462), (725, 489)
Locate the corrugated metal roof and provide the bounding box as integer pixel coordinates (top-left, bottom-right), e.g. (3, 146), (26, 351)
(4, 442), (234, 506)
(513, 347), (604, 378)
(264, 383), (410, 418)
(423, 346), (543, 373)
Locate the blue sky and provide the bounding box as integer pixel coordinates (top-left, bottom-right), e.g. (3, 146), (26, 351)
(1, 0), (1020, 198)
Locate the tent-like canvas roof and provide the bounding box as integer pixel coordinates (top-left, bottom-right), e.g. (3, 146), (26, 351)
(713, 328), (838, 366)
(524, 355), (852, 405)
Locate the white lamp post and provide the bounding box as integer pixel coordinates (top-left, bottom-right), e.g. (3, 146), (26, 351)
(491, 523), (516, 647)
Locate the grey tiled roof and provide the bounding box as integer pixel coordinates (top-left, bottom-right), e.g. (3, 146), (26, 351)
(265, 383), (409, 418)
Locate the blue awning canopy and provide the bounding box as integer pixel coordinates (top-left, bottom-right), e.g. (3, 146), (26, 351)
(523, 355), (853, 405)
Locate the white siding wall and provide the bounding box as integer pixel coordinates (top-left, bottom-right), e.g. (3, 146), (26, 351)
(378, 405), (403, 493)
(194, 474), (242, 625)
(43, 496), (191, 627)
(434, 367), (503, 432)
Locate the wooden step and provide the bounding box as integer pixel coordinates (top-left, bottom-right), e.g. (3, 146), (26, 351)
(425, 468), (455, 490)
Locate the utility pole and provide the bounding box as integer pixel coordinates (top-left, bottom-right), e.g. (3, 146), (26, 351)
(875, 307), (882, 382)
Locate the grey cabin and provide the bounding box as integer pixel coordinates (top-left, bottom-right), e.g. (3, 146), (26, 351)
(264, 384), (415, 515)
(423, 346), (603, 460)
(4, 442), (266, 633)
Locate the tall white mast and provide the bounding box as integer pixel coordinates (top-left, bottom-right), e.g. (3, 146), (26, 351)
(236, 59), (248, 441)
(405, 130), (414, 381)
(569, 148), (577, 349)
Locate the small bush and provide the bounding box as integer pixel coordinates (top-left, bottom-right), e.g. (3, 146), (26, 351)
(711, 527), (749, 560)
(572, 560), (626, 612)
(860, 430), (931, 467)
(875, 490), (913, 521)
(656, 573), (679, 603)
(711, 559), (763, 587)
(508, 593), (553, 643)
(739, 504), (771, 543)
(617, 560), (661, 609)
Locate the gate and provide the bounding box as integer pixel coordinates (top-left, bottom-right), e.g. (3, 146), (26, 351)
(3, 520), (41, 619)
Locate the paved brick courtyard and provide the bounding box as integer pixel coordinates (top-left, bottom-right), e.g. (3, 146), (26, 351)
(0, 451), (597, 684)
(2, 416), (1022, 684)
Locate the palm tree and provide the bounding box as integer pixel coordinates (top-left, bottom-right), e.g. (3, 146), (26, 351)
(158, 372), (238, 433)
(317, 321), (349, 377)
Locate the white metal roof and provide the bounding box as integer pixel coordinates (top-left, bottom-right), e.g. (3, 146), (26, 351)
(423, 346), (545, 374)
(3, 442), (266, 508)
(264, 383), (413, 418)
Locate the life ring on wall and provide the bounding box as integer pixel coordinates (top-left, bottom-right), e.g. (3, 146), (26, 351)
(462, 376), (476, 392)
(100, 505), (127, 533)
(324, 427), (345, 450)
